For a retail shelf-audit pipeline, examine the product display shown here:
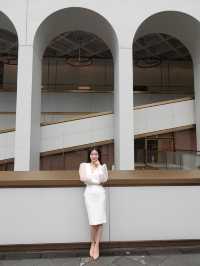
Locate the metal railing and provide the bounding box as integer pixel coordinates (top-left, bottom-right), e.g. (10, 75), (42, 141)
(135, 149), (200, 170)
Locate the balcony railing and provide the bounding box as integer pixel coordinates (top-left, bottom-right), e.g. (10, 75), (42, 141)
(135, 149), (200, 170)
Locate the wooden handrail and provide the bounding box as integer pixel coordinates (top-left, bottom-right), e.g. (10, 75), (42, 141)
(134, 124), (195, 139)
(134, 96), (194, 110)
(41, 111), (111, 126)
(0, 169), (200, 187)
(0, 128), (15, 134)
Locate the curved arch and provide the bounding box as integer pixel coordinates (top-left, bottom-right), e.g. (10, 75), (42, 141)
(132, 10), (200, 164)
(133, 10), (200, 62)
(33, 7), (119, 60)
(0, 11), (18, 170)
(0, 10), (18, 37)
(25, 6), (120, 170)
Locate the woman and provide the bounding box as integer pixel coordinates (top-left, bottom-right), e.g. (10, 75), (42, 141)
(79, 147), (109, 260)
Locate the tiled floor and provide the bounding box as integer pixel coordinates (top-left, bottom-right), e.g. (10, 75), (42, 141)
(0, 247), (200, 265)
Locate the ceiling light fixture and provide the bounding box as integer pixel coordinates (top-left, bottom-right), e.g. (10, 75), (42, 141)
(66, 39), (93, 67)
(134, 57), (161, 68)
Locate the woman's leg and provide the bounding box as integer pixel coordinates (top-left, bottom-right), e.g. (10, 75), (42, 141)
(93, 224), (103, 259)
(89, 225), (96, 257)
(90, 225), (96, 242)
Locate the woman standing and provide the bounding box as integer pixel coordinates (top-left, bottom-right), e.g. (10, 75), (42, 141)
(79, 147), (109, 260)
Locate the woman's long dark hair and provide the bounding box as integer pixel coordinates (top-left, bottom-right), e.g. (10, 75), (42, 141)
(87, 147), (102, 164)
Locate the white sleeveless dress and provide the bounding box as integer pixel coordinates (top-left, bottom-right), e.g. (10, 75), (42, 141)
(79, 162), (109, 225)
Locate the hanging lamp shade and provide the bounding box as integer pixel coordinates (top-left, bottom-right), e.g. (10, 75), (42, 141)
(134, 57), (161, 68)
(66, 39), (93, 67)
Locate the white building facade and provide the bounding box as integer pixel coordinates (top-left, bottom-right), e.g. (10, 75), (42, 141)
(1, 1), (200, 246)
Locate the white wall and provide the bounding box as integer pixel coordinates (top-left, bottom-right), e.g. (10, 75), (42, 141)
(110, 186), (200, 241)
(0, 185), (200, 244)
(0, 91), (191, 113)
(135, 99), (195, 135)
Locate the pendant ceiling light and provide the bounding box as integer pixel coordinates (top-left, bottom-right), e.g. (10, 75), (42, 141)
(66, 39), (93, 67)
(134, 57), (161, 68)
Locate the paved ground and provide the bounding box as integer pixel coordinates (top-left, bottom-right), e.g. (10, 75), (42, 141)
(0, 246), (200, 265)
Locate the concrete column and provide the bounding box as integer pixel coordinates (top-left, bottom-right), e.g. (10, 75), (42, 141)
(193, 60), (200, 155)
(14, 45), (41, 170)
(114, 47), (134, 170)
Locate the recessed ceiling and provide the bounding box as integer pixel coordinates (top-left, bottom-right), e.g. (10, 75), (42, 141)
(0, 29), (192, 62)
(44, 31), (112, 60)
(134, 33), (191, 61)
(43, 31), (191, 62)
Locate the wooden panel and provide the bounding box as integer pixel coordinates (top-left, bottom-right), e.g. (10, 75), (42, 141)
(40, 143), (114, 170)
(0, 169), (200, 187)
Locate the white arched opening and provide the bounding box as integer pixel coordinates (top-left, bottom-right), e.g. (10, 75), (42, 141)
(0, 11), (18, 170)
(14, 7), (122, 170)
(132, 11), (200, 168)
